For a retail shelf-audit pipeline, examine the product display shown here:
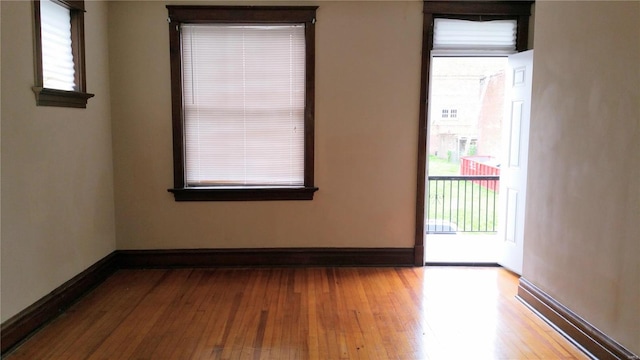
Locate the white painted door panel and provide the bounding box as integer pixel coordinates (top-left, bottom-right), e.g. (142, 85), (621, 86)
(498, 50), (533, 274)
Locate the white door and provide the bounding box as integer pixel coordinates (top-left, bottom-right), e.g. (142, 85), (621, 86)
(498, 50), (533, 274)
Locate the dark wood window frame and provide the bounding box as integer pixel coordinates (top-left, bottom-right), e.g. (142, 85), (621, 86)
(166, 6), (318, 201)
(32, 0), (94, 108)
(414, 1), (533, 265)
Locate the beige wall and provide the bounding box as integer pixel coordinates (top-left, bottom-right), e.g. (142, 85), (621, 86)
(109, 1), (422, 250)
(0, 1), (116, 321)
(525, 1), (640, 354)
(2, 0), (637, 354)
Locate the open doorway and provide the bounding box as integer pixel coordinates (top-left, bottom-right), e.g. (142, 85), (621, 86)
(425, 56), (507, 264)
(413, 1), (533, 268)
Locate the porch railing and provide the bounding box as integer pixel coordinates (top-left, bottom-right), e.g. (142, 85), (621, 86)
(427, 175), (499, 233)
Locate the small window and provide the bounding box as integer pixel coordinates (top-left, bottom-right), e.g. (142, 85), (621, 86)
(33, 0), (93, 108)
(450, 109), (458, 118)
(442, 109), (449, 118)
(167, 6), (318, 201)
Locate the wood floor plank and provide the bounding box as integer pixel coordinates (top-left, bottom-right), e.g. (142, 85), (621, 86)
(5, 267), (590, 360)
(188, 269), (239, 360)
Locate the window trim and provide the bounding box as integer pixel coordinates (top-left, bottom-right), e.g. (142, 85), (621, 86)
(166, 6), (318, 201)
(32, 0), (94, 108)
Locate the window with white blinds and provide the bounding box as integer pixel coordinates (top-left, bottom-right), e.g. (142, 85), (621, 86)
(33, 0), (92, 107)
(40, 0), (76, 91)
(167, 6), (317, 201)
(181, 24), (305, 187)
(433, 19), (517, 52)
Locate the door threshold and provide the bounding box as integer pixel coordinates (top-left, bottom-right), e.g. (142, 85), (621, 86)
(425, 262), (501, 267)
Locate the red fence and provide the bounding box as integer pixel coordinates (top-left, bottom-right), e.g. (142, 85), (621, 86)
(460, 156), (500, 192)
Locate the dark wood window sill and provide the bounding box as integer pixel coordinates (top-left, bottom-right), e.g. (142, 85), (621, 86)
(33, 87), (95, 108)
(168, 186), (319, 201)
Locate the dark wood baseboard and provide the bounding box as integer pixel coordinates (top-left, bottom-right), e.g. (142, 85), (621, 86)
(0, 253), (119, 354)
(1, 247), (413, 355)
(517, 278), (639, 360)
(117, 247), (415, 268)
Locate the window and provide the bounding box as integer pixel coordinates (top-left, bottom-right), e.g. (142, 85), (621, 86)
(441, 109), (458, 119)
(167, 6), (318, 201)
(433, 18), (517, 53)
(32, 0), (93, 108)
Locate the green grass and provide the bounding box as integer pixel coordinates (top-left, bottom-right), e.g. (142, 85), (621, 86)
(427, 156), (498, 233)
(428, 155), (459, 176)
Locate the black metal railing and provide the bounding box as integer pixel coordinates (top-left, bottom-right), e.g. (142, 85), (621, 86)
(427, 176), (499, 233)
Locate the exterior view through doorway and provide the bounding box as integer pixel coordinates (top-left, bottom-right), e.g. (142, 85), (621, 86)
(425, 57), (507, 264)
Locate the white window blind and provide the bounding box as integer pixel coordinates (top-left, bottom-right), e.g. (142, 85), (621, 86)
(40, 0), (76, 91)
(433, 19), (517, 52)
(181, 24), (305, 187)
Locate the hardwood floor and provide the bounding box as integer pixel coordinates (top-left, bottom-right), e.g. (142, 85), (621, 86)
(6, 267), (589, 360)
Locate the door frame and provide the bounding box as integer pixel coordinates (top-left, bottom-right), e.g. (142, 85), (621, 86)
(414, 1), (533, 266)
